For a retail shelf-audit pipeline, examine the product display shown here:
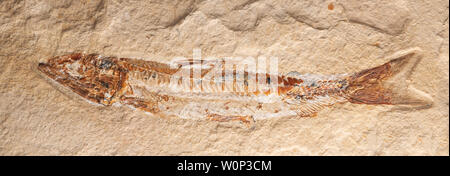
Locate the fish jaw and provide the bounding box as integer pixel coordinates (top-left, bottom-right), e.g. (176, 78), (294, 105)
(38, 53), (127, 106)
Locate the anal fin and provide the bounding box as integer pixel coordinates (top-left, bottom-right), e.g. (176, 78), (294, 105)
(207, 113), (255, 128)
(288, 95), (346, 117)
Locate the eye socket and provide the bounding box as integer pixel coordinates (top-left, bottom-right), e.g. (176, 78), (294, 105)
(338, 80), (348, 89)
(99, 59), (114, 69)
(99, 80), (109, 88)
(295, 95), (303, 100)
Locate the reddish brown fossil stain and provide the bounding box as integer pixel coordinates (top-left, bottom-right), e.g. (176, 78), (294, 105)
(373, 42), (381, 48)
(256, 103), (263, 110)
(328, 3), (334, 10)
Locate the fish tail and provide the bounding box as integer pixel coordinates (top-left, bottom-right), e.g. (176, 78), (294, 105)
(345, 48), (433, 108)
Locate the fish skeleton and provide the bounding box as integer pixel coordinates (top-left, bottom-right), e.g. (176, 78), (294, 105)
(37, 48), (433, 126)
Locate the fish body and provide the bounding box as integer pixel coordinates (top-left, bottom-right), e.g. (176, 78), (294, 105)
(37, 48), (432, 126)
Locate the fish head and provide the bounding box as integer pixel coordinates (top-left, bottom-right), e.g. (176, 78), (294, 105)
(38, 53), (127, 105)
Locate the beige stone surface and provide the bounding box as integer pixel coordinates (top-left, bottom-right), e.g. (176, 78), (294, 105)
(0, 0), (448, 155)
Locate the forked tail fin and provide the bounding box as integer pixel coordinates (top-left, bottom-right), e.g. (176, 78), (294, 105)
(345, 48), (433, 108)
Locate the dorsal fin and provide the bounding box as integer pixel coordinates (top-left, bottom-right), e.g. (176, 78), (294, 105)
(119, 58), (179, 75)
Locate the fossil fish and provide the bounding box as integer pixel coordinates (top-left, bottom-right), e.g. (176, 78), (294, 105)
(37, 48), (432, 126)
